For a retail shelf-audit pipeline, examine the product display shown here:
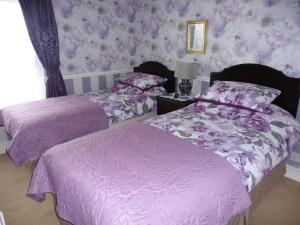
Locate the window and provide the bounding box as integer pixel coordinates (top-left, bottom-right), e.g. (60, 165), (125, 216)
(0, 0), (46, 109)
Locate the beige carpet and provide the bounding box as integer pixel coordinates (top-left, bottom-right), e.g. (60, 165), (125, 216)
(0, 153), (300, 225)
(0, 154), (59, 225)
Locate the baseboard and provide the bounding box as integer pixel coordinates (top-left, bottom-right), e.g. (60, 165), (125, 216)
(285, 165), (300, 183)
(0, 141), (8, 154)
(0, 127), (9, 154)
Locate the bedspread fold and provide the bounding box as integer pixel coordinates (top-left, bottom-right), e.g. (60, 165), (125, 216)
(0, 95), (108, 165)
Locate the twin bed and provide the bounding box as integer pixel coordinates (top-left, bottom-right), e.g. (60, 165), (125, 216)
(1, 62), (300, 225)
(26, 63), (300, 225)
(0, 61), (175, 166)
(88, 61), (175, 126)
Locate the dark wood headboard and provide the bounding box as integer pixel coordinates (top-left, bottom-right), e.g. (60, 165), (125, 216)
(134, 61), (175, 93)
(210, 64), (300, 117)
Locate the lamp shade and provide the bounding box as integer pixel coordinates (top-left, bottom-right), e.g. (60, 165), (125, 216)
(174, 61), (198, 79)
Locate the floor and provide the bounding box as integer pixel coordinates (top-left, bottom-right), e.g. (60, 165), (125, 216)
(0, 154), (59, 225)
(0, 153), (300, 225)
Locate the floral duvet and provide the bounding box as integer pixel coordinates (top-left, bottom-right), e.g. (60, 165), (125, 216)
(145, 100), (300, 191)
(83, 83), (166, 124)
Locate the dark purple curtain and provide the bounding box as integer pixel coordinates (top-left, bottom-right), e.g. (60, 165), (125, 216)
(19, 0), (66, 98)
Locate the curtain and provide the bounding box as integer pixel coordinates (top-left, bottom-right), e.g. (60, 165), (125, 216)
(19, 0), (66, 98)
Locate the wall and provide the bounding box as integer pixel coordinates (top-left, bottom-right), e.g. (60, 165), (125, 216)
(135, 0), (300, 78)
(52, 0), (300, 89)
(134, 0), (300, 169)
(52, 0), (145, 76)
(63, 70), (130, 94)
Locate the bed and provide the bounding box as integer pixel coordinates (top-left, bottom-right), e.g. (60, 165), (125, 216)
(147, 63), (300, 225)
(27, 64), (300, 225)
(211, 64), (300, 224)
(210, 64), (300, 224)
(83, 61), (175, 126)
(0, 61), (175, 166)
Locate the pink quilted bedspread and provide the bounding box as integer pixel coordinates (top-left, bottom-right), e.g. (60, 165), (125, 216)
(0, 95), (108, 165)
(28, 122), (250, 225)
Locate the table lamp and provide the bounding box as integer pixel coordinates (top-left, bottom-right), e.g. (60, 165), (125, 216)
(175, 61), (198, 96)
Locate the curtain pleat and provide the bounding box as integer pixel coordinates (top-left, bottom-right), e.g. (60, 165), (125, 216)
(19, 0), (66, 98)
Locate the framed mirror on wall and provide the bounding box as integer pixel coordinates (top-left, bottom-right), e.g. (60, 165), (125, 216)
(186, 20), (208, 54)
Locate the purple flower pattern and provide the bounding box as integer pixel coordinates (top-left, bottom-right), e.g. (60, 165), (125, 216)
(118, 72), (167, 90)
(145, 101), (300, 191)
(83, 83), (166, 124)
(197, 81), (281, 112)
(52, 1), (300, 78)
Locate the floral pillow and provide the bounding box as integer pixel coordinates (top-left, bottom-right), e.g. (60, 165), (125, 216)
(118, 72), (167, 90)
(196, 81), (281, 112)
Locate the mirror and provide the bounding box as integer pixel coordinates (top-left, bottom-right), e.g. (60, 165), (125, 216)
(186, 20), (207, 54)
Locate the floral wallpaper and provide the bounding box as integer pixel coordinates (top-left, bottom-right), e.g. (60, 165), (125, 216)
(52, 0), (144, 75)
(52, 0), (300, 78)
(136, 0), (300, 78)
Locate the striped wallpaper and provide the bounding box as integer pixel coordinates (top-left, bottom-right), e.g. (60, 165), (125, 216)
(63, 70), (132, 95)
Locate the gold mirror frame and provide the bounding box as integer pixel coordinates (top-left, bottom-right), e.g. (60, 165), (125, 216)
(186, 19), (208, 54)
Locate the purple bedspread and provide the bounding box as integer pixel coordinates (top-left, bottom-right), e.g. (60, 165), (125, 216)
(0, 95), (108, 166)
(28, 122), (251, 225)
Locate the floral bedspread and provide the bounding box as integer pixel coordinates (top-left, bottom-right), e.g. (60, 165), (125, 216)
(145, 100), (300, 191)
(83, 83), (166, 124)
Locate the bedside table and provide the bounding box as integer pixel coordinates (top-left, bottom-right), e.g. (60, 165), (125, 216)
(157, 95), (197, 115)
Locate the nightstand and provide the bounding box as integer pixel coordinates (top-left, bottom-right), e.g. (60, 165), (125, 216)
(157, 95), (197, 115)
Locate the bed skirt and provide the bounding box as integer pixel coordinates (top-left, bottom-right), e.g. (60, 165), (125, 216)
(58, 159), (287, 225)
(228, 159), (286, 225)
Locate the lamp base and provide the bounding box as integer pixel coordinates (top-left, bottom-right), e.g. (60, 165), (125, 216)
(178, 79), (192, 96)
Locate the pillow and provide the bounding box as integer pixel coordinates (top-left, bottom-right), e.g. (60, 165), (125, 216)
(118, 72), (167, 90)
(196, 81), (281, 112)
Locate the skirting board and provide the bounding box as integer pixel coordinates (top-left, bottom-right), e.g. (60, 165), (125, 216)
(0, 141), (8, 154)
(285, 165), (300, 183)
(0, 126), (9, 154)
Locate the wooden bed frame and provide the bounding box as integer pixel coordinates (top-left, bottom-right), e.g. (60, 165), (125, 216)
(210, 63), (300, 117)
(59, 63), (300, 225)
(211, 64), (300, 225)
(134, 61), (175, 93)
(108, 61), (174, 125)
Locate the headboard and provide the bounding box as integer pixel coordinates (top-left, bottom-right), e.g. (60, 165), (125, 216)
(134, 61), (175, 93)
(210, 64), (300, 117)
